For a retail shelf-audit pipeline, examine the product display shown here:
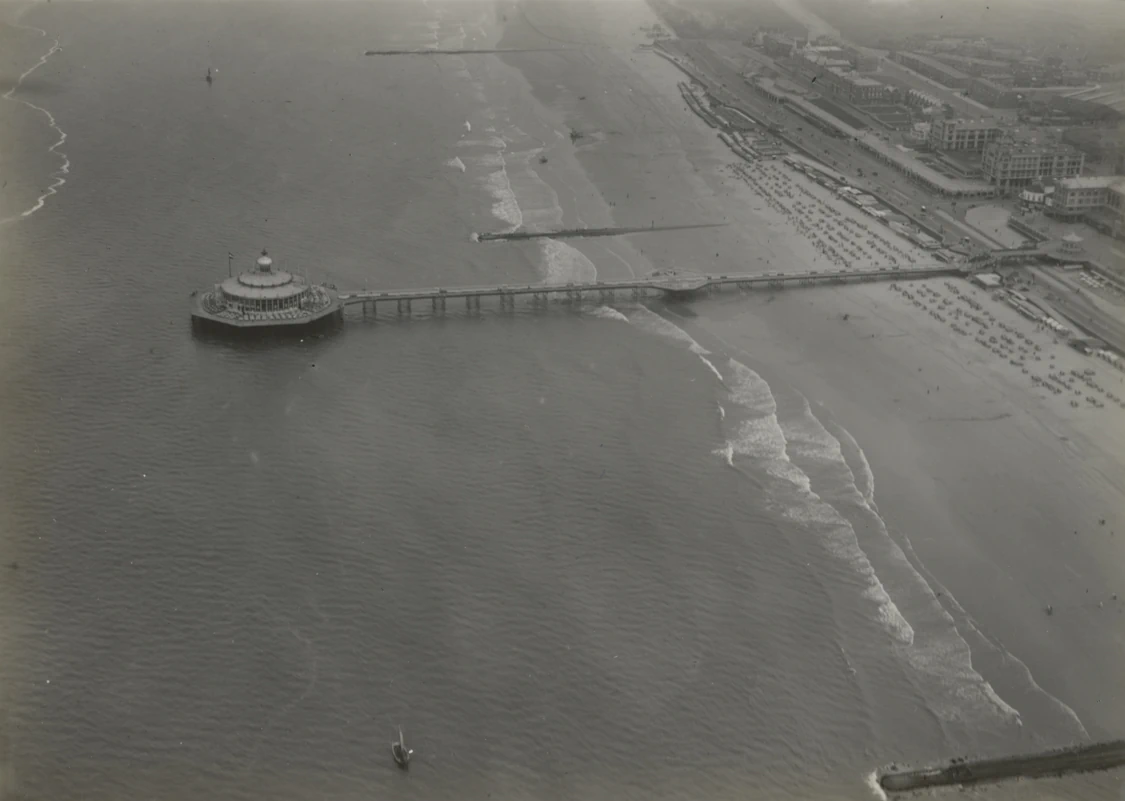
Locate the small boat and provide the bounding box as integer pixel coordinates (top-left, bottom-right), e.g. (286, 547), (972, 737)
(391, 728), (413, 769)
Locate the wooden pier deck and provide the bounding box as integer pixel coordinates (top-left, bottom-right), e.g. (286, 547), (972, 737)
(337, 264), (962, 313)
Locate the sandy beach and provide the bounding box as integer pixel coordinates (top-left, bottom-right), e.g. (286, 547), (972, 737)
(499, 0), (1125, 745)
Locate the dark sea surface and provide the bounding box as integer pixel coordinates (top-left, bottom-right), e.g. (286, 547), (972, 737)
(0, 2), (1116, 799)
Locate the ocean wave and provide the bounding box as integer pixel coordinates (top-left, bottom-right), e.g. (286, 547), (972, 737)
(484, 162), (522, 231)
(539, 238), (596, 285)
(0, 20), (69, 226)
(697, 355), (724, 383)
(444, 156), (466, 173)
(723, 359), (915, 648)
(782, 394), (1029, 726)
(713, 441), (734, 467)
(863, 770), (888, 801)
(894, 527), (1089, 739)
(470, 123), (562, 237)
(609, 311), (1074, 733)
(588, 305), (629, 323)
(834, 424), (876, 509)
(625, 307), (710, 357)
(457, 136), (507, 149)
(472, 152), (506, 168)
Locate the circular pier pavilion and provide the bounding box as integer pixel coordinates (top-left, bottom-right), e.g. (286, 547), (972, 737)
(191, 250), (342, 333)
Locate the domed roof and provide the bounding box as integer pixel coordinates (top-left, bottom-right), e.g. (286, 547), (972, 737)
(220, 250), (308, 300)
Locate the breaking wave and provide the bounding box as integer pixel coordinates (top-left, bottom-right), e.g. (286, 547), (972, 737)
(539, 238), (596, 285)
(588, 305), (629, 323)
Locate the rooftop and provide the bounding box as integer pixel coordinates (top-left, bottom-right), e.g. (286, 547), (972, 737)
(755, 79), (990, 194)
(936, 117), (1002, 130)
(899, 51), (971, 81)
(217, 251), (314, 300)
(932, 53), (1011, 71)
(989, 135), (1082, 158)
(971, 77), (1014, 92)
(1058, 176), (1120, 191)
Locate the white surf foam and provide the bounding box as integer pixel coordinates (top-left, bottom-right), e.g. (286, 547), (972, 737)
(625, 308), (734, 393)
(588, 305), (629, 323)
(894, 531), (1089, 739)
(781, 393), (1029, 726)
(834, 423), (876, 509)
(607, 306), (729, 393)
(424, 19), (440, 50)
(484, 161), (522, 231)
(863, 770), (888, 801)
(724, 360), (915, 649)
(445, 156), (466, 173)
(458, 136), (507, 149)
(503, 145), (563, 232)
(619, 314), (1079, 734)
(471, 126), (561, 235)
(626, 307), (711, 357)
(0, 18), (69, 227)
(698, 355), (724, 383)
(539, 238), (596, 285)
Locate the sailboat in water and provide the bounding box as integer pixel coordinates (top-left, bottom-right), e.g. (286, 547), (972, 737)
(391, 728), (413, 769)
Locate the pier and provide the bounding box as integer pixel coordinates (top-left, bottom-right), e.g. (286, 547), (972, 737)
(338, 264), (962, 315)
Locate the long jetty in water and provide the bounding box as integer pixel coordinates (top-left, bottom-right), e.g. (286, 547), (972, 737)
(476, 223), (728, 242)
(878, 739), (1125, 793)
(338, 264), (962, 315)
(364, 48), (575, 56)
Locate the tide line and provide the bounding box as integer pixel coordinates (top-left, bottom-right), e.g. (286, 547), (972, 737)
(1, 11), (69, 226)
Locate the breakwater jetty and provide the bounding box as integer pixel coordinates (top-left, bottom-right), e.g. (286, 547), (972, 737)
(878, 740), (1125, 793)
(338, 264), (960, 316)
(364, 48), (574, 56)
(475, 222), (727, 242)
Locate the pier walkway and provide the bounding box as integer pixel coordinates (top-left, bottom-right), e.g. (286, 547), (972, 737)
(338, 264), (962, 313)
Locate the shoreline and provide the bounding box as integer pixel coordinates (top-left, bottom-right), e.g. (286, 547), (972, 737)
(692, 276), (1125, 739)
(491, 0), (1125, 752)
(0, 7), (69, 228)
